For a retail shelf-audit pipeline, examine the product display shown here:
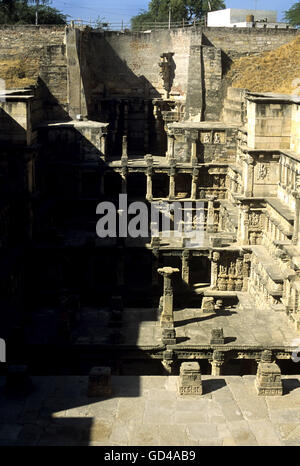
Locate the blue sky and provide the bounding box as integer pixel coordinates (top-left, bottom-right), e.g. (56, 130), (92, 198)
(50, 0), (296, 25)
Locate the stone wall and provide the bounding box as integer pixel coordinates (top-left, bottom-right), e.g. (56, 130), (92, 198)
(74, 27), (298, 119)
(202, 26), (298, 59)
(0, 25), (66, 58)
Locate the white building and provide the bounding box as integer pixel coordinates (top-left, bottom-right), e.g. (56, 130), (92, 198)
(207, 9), (290, 28)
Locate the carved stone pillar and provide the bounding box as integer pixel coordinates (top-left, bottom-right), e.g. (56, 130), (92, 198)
(157, 266), (179, 327)
(169, 166), (176, 200)
(145, 155), (153, 201)
(206, 195), (215, 233)
(239, 204), (250, 245)
(162, 349), (175, 374)
(122, 135), (128, 159)
(244, 155), (254, 197)
(191, 168), (199, 200)
(293, 177), (300, 245)
(146, 170), (153, 201)
(182, 249), (190, 285)
(100, 130), (108, 161)
(191, 137), (197, 164)
(210, 350), (224, 376)
(211, 251), (220, 289)
(121, 164), (127, 194)
(167, 134), (175, 161)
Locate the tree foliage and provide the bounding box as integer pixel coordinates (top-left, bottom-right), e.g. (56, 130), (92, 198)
(284, 2), (300, 27)
(0, 0), (67, 24)
(131, 0), (225, 29)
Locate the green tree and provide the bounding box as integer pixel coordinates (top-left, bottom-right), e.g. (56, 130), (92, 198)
(131, 0), (225, 29)
(0, 0), (67, 24)
(284, 1), (300, 26)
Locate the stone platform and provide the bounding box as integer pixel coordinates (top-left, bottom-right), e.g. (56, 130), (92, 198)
(1, 375), (300, 446)
(71, 294), (299, 347)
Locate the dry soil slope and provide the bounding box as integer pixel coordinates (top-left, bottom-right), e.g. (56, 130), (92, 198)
(228, 34), (300, 96)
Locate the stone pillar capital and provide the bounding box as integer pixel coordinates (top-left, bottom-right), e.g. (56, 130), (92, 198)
(157, 266), (179, 278)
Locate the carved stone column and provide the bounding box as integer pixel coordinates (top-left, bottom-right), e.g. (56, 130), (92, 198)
(242, 253), (251, 291)
(190, 137), (197, 165)
(145, 170), (152, 201)
(240, 205), (250, 245)
(182, 249), (190, 285)
(145, 154), (153, 201)
(211, 251), (220, 290)
(100, 129), (108, 161)
(167, 134), (175, 161)
(293, 176), (300, 245)
(244, 155), (254, 197)
(191, 168), (199, 200)
(210, 350), (224, 376)
(169, 166), (176, 200)
(122, 135), (128, 159)
(121, 162), (127, 194)
(162, 349), (175, 374)
(206, 195), (215, 233)
(157, 266), (179, 327)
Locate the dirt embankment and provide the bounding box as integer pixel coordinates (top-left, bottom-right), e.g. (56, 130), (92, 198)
(228, 34), (300, 96)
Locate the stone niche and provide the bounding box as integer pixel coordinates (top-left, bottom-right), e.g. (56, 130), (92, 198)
(178, 362), (202, 396)
(214, 252), (248, 292)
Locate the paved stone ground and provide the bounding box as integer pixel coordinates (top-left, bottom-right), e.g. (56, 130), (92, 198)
(72, 298), (299, 347)
(29, 297), (299, 347)
(1, 375), (300, 446)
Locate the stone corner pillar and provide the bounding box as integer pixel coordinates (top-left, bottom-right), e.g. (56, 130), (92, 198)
(157, 266), (179, 328)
